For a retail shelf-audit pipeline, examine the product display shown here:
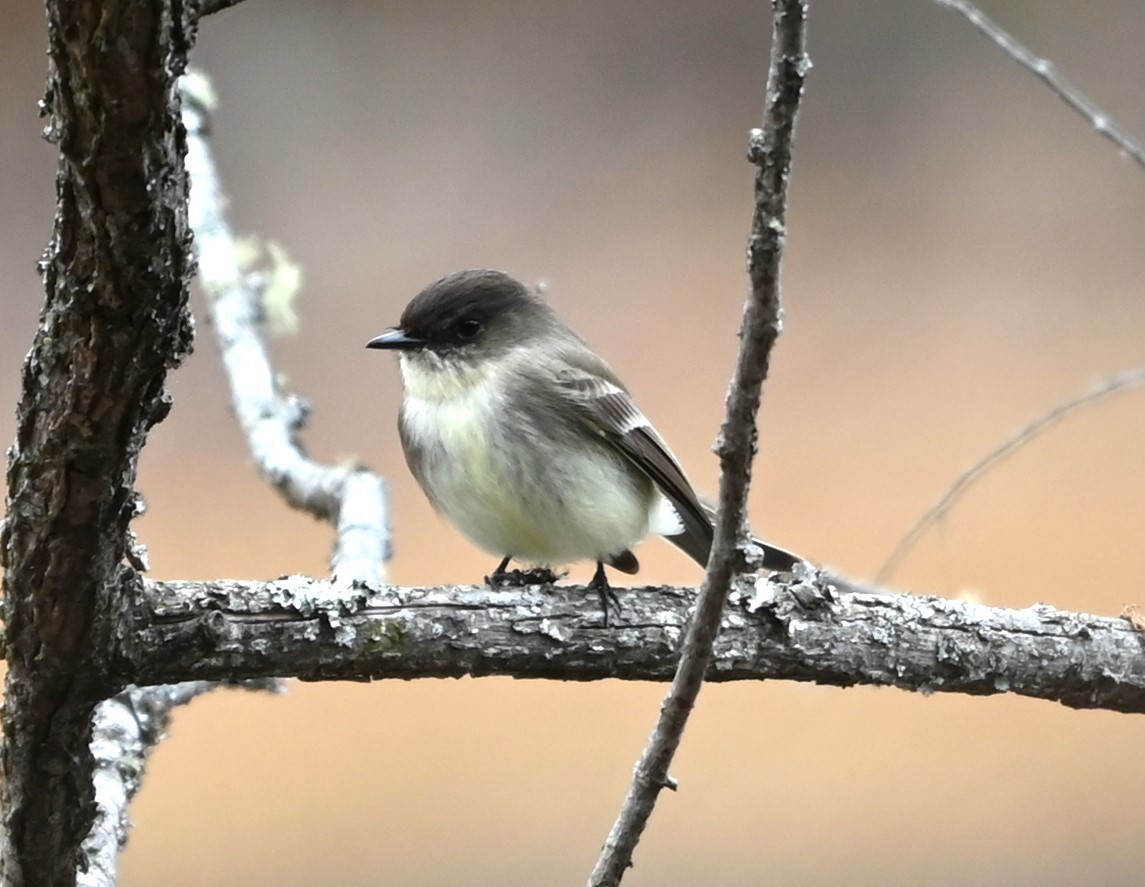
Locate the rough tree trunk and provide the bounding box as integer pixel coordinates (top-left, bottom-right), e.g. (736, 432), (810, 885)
(0, 2), (197, 884)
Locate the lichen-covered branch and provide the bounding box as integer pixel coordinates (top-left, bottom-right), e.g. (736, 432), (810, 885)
(39, 71), (399, 887)
(118, 574), (1145, 713)
(79, 685), (214, 887)
(62, 67), (397, 887)
(66, 68), (395, 887)
(181, 73), (390, 583)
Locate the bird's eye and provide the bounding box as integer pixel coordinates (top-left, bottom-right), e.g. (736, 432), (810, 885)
(456, 318), (483, 340)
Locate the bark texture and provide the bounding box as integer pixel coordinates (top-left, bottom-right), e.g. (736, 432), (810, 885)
(124, 574), (1145, 713)
(0, 2), (197, 884)
(589, 2), (810, 882)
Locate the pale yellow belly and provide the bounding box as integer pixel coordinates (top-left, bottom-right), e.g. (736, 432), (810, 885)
(402, 389), (655, 565)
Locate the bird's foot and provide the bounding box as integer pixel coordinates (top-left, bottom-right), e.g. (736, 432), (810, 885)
(589, 561), (622, 627)
(486, 559), (562, 588)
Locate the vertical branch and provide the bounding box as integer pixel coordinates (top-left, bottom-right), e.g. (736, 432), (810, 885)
(69, 68), (394, 886)
(78, 683), (217, 887)
(0, 2), (198, 885)
(586, 2), (809, 884)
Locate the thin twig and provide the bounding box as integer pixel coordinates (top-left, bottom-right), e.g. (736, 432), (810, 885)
(586, 3), (808, 884)
(878, 368), (1145, 582)
(934, 0), (1145, 173)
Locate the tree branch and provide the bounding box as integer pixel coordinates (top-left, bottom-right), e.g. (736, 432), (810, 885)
(878, 368), (1145, 582)
(588, 2), (809, 881)
(0, 2), (198, 884)
(198, 0), (246, 15)
(29, 64), (395, 887)
(81, 685), (211, 887)
(933, 0), (1145, 173)
(114, 574), (1145, 713)
(58, 71), (400, 887)
(181, 71), (391, 582)
(77, 679), (279, 887)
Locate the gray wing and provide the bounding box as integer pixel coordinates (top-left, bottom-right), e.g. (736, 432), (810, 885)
(552, 347), (802, 573)
(551, 351), (715, 567)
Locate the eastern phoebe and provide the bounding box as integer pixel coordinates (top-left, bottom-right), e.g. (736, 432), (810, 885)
(367, 269), (799, 617)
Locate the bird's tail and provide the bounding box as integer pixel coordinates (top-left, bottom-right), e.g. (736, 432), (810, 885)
(665, 502), (803, 573)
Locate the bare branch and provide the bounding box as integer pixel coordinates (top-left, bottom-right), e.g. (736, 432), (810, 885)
(182, 71), (391, 584)
(878, 368), (1145, 582)
(78, 679), (279, 887)
(79, 684), (216, 887)
(68, 70), (396, 886)
(198, 0), (247, 15)
(119, 574), (1145, 714)
(588, 3), (809, 883)
(934, 0), (1145, 173)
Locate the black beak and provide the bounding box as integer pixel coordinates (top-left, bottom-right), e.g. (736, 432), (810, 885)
(366, 329), (426, 351)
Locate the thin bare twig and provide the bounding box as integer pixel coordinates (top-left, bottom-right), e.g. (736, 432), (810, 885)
(587, 2), (809, 884)
(878, 368), (1145, 582)
(934, 0), (1145, 173)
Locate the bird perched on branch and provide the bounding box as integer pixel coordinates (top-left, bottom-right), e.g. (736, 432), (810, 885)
(367, 269), (799, 620)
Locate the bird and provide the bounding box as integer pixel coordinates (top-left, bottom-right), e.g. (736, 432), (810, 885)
(366, 269), (799, 620)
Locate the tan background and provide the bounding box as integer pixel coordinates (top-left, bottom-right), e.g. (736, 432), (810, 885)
(3, 1), (1145, 884)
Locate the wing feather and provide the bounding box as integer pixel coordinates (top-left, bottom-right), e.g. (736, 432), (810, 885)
(551, 352), (714, 566)
(549, 346), (801, 572)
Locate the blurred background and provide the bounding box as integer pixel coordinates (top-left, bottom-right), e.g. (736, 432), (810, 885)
(3, 0), (1145, 884)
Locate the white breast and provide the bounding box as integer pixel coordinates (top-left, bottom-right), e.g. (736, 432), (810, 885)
(398, 353), (657, 566)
